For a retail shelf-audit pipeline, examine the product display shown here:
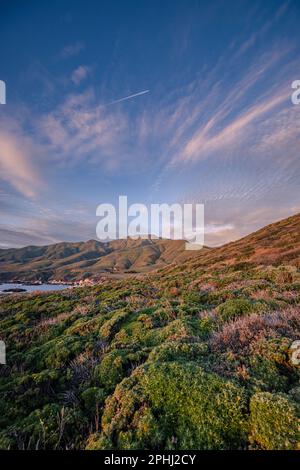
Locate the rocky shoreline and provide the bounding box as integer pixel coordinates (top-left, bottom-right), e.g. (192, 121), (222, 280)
(2, 287), (27, 293)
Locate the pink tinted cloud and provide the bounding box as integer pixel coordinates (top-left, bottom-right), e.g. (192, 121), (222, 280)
(0, 129), (42, 198)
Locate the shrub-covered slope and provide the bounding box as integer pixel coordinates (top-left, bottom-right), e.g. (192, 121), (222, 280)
(0, 213), (299, 449)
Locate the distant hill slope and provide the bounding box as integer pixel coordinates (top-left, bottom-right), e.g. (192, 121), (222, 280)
(0, 213), (299, 282)
(159, 212), (300, 279)
(0, 237), (205, 282)
(201, 212), (300, 266)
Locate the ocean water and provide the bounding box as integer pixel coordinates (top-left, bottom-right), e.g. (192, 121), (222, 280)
(0, 283), (72, 294)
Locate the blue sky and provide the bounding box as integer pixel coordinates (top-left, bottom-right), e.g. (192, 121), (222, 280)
(0, 0), (300, 247)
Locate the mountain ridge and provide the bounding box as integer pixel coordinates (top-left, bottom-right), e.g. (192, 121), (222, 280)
(0, 237), (206, 282)
(0, 213), (299, 282)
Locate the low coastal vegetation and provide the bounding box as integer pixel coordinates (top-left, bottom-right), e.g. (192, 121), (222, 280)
(0, 214), (299, 449)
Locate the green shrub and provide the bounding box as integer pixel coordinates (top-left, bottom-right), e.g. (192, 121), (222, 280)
(249, 392), (300, 449)
(81, 387), (106, 413)
(25, 335), (84, 369)
(94, 351), (127, 392)
(88, 371), (157, 450)
(90, 362), (248, 450)
(216, 299), (255, 322)
(147, 340), (208, 364)
(142, 362), (248, 449)
(3, 404), (87, 449)
(0, 433), (12, 449)
(289, 386), (300, 404)
(99, 310), (129, 340)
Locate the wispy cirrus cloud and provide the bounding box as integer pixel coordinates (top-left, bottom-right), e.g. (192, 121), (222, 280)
(0, 127), (43, 198)
(0, 199), (95, 248)
(130, 23), (300, 245)
(135, 41), (299, 194)
(0, 87), (130, 179)
(1, 40), (298, 206)
(0, 88), (131, 204)
(37, 89), (128, 167)
(233, 1), (290, 59)
(178, 87), (290, 163)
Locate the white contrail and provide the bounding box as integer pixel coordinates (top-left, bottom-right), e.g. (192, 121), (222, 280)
(108, 89), (150, 105)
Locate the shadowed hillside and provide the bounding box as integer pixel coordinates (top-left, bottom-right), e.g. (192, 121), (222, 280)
(0, 238), (203, 282)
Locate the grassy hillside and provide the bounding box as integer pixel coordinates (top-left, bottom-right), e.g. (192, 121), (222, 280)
(0, 238), (201, 282)
(0, 214), (299, 450)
